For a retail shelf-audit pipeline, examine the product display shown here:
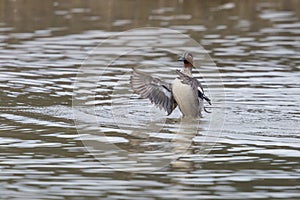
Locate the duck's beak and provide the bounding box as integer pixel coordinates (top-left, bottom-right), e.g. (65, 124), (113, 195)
(178, 58), (195, 67)
(177, 56), (185, 62)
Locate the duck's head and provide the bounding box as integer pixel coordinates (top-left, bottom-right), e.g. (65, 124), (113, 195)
(178, 52), (194, 68)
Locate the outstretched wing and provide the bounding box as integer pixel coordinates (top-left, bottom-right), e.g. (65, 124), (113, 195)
(130, 68), (177, 115)
(176, 70), (212, 106)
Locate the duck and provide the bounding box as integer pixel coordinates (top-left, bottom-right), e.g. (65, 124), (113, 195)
(130, 52), (211, 118)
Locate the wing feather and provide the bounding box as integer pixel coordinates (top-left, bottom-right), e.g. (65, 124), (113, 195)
(130, 68), (177, 115)
(175, 70), (212, 106)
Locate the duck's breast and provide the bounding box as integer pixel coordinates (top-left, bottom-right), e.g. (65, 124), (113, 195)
(172, 78), (202, 117)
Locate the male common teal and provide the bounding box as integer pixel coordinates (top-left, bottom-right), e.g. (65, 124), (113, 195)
(130, 52), (211, 118)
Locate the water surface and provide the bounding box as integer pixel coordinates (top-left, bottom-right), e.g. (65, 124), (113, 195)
(0, 0), (299, 199)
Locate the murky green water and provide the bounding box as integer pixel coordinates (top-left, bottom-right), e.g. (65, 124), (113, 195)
(0, 0), (299, 199)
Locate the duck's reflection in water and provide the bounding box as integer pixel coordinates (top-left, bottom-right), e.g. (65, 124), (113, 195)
(169, 117), (202, 169)
(77, 105), (216, 172)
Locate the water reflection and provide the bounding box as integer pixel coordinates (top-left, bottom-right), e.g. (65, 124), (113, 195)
(0, 0), (299, 199)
